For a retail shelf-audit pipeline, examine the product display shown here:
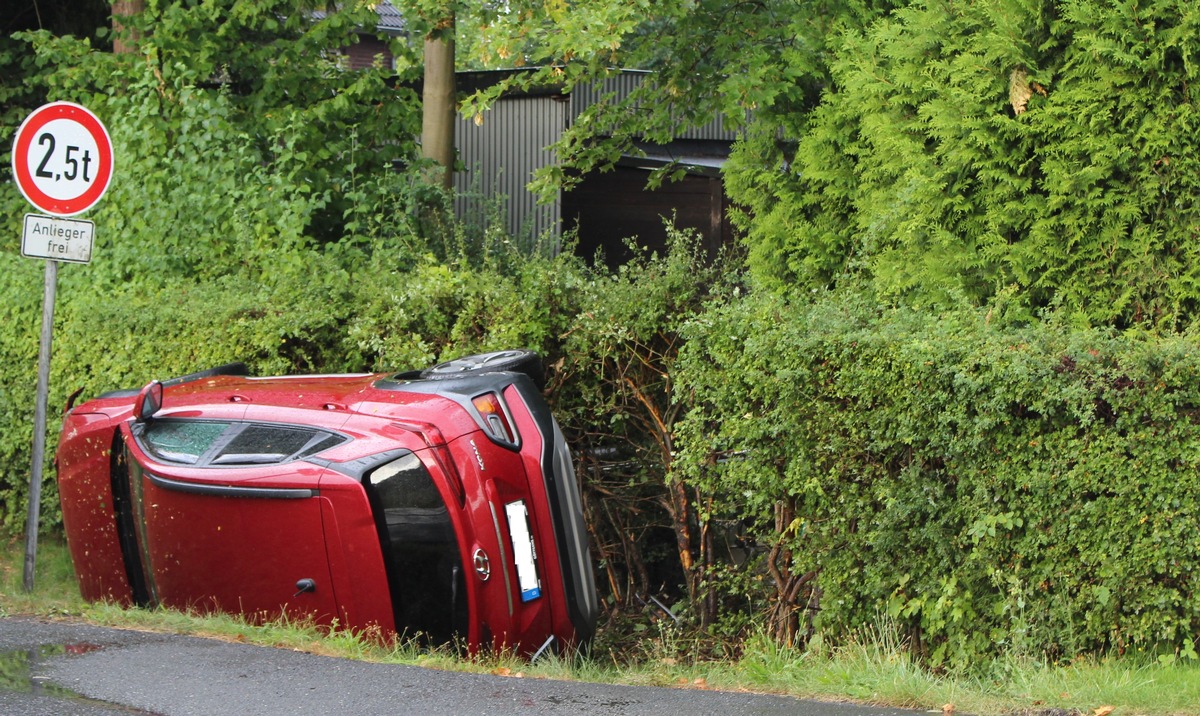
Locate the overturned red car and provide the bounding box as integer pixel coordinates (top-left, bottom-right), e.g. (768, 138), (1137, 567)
(55, 351), (598, 656)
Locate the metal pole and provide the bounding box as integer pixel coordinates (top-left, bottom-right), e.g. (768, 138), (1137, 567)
(24, 259), (58, 592)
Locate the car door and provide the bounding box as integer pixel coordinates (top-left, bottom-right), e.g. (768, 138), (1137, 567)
(116, 419), (342, 626)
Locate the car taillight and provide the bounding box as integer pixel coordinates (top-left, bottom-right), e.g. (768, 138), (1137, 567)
(472, 392), (518, 445)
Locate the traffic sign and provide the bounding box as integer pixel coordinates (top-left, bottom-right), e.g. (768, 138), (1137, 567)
(11, 101), (114, 217)
(22, 214), (94, 264)
(11, 102), (113, 592)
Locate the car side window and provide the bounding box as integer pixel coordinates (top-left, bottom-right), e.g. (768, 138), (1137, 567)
(139, 420), (343, 466)
(212, 425), (335, 465)
(141, 421), (231, 464)
(369, 453), (447, 511)
(365, 454), (467, 644)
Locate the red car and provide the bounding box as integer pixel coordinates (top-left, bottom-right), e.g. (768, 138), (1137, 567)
(55, 351), (598, 656)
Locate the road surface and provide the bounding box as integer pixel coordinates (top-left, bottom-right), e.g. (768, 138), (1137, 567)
(0, 616), (923, 716)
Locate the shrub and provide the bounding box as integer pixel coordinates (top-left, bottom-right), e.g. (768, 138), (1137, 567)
(730, 0), (1200, 329)
(677, 289), (1200, 664)
(0, 11), (421, 532)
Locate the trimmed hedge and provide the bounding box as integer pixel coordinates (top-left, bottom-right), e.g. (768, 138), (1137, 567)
(5, 220), (1200, 666)
(677, 290), (1200, 664)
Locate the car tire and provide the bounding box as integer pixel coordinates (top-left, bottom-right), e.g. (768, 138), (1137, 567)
(421, 350), (545, 390)
(162, 361), (250, 387)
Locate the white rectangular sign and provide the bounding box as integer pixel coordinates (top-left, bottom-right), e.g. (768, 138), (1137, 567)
(505, 500), (542, 602)
(22, 213), (94, 264)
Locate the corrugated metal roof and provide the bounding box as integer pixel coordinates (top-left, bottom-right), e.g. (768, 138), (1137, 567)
(458, 69), (741, 142)
(370, 1), (405, 35)
(312, 1), (406, 36)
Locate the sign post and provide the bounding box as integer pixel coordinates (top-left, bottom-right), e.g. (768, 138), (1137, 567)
(11, 101), (113, 592)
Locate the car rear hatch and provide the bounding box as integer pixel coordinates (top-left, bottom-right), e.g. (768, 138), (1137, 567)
(369, 372), (599, 650)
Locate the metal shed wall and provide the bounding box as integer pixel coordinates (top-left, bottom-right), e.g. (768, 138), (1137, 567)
(454, 94), (567, 246)
(451, 69), (740, 249)
(567, 71), (739, 142)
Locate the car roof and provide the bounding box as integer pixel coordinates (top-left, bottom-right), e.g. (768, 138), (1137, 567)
(163, 373), (384, 411)
(153, 372), (494, 446)
(74, 369), (521, 451)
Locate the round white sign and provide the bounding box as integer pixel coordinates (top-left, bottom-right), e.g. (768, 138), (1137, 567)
(12, 102), (114, 217)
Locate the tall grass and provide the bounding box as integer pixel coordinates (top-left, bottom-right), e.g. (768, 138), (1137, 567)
(3, 536), (1200, 715)
(0, 533), (86, 617)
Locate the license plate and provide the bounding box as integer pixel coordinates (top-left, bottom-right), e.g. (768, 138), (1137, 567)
(505, 500), (542, 602)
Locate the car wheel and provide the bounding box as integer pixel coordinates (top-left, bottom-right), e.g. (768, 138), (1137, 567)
(162, 361), (250, 387)
(422, 350), (545, 390)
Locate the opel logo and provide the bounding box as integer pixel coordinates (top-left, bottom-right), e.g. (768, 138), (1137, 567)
(473, 548), (491, 581)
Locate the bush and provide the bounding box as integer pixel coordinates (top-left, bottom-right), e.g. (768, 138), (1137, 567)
(554, 231), (740, 630)
(7, 0), (1200, 669)
(730, 0), (1200, 329)
(0, 10), (421, 532)
(349, 228), (742, 633)
(677, 288), (1200, 664)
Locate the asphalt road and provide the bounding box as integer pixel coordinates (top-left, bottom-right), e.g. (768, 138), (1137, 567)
(0, 616), (924, 716)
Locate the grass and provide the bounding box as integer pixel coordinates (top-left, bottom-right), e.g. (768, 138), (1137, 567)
(0, 533), (88, 617)
(4, 535), (1200, 716)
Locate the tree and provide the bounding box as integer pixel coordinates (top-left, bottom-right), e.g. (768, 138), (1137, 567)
(732, 0), (1200, 328)
(455, 0), (897, 200)
(1, 0), (110, 151)
(462, 0), (1200, 328)
(421, 14), (456, 191)
(110, 0), (143, 53)
(7, 0), (423, 254)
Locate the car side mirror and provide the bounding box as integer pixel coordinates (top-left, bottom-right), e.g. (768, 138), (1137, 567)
(133, 380), (163, 422)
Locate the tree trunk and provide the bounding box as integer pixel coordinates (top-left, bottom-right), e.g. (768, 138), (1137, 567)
(421, 17), (456, 192)
(111, 0), (143, 54)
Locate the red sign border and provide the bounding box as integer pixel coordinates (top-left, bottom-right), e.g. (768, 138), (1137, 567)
(12, 102), (114, 217)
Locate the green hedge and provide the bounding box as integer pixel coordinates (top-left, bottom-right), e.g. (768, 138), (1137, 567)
(728, 0), (1200, 328)
(6, 218), (1200, 666)
(677, 290), (1200, 664)
(7, 1), (1200, 665)
(0, 221), (726, 645)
